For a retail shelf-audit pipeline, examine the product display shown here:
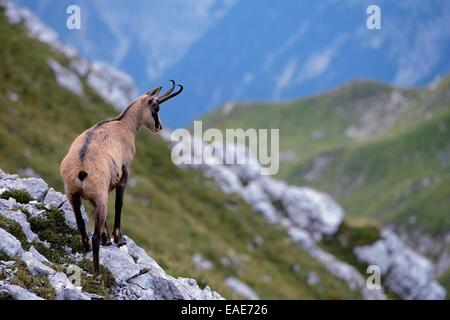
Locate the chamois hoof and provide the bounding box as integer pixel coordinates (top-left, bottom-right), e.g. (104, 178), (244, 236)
(101, 237), (112, 246)
(82, 239), (92, 253)
(114, 237), (127, 247)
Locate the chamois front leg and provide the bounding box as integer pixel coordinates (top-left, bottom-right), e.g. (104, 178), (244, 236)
(113, 166), (128, 247)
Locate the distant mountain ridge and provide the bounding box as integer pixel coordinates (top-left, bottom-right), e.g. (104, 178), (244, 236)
(13, 0), (450, 127)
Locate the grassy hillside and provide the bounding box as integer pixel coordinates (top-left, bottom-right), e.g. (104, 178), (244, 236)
(0, 9), (360, 299)
(202, 77), (450, 236)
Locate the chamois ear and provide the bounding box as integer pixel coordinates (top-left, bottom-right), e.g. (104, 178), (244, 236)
(146, 86), (162, 97)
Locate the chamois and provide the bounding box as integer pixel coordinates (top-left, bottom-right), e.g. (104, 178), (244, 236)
(60, 80), (183, 279)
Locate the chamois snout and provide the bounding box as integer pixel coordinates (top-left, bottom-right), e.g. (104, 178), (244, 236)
(148, 100), (163, 132)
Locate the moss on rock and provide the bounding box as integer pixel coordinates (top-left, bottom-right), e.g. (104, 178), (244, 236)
(10, 259), (56, 299)
(29, 208), (83, 263)
(77, 259), (116, 298)
(0, 189), (33, 204)
(0, 250), (11, 261)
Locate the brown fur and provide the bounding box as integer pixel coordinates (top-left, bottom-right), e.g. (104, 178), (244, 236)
(60, 86), (172, 279)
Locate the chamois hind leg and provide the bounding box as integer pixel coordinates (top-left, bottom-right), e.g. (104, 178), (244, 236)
(91, 197), (107, 281)
(113, 166), (128, 247)
(68, 193), (91, 253)
(101, 221), (112, 246)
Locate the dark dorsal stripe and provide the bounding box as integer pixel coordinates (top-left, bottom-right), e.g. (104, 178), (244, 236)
(79, 99), (137, 162)
(79, 128), (96, 162)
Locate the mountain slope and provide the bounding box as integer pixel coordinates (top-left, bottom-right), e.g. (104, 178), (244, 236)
(201, 77), (450, 237)
(0, 5), (363, 299)
(0, 171), (222, 300)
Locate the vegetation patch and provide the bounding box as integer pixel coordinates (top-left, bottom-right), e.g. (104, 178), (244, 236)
(10, 259), (56, 299)
(320, 219), (380, 274)
(29, 208), (83, 263)
(35, 203), (47, 211)
(0, 250), (11, 261)
(0, 215), (30, 250)
(76, 259), (116, 298)
(0, 189), (33, 204)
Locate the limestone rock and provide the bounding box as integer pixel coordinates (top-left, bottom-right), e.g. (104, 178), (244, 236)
(354, 229), (446, 300)
(0, 227), (24, 257)
(0, 284), (44, 300)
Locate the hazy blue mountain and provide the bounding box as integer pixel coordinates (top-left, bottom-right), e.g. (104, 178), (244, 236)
(13, 0), (450, 127)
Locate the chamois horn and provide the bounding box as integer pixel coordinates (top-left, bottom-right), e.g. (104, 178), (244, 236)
(158, 81), (183, 104)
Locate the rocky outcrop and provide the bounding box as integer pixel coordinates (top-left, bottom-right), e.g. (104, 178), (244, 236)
(0, 0), (138, 109)
(354, 229), (445, 300)
(0, 169), (222, 300)
(163, 131), (446, 300)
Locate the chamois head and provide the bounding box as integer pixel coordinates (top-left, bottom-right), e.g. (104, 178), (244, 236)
(141, 80), (183, 133)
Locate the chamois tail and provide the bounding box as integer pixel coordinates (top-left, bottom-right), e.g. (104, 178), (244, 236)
(78, 171), (88, 181)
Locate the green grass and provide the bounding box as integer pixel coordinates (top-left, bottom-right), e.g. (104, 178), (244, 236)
(298, 110), (450, 234)
(77, 259), (116, 298)
(9, 259), (56, 299)
(0, 189), (33, 204)
(28, 208), (83, 263)
(0, 250), (11, 261)
(0, 9), (359, 299)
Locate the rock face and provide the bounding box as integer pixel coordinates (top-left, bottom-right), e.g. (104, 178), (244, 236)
(0, 0), (138, 110)
(0, 169), (222, 300)
(354, 229), (446, 300)
(163, 131), (446, 300)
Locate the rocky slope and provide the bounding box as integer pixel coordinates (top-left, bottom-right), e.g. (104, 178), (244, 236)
(0, 169), (222, 300)
(162, 132), (446, 299)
